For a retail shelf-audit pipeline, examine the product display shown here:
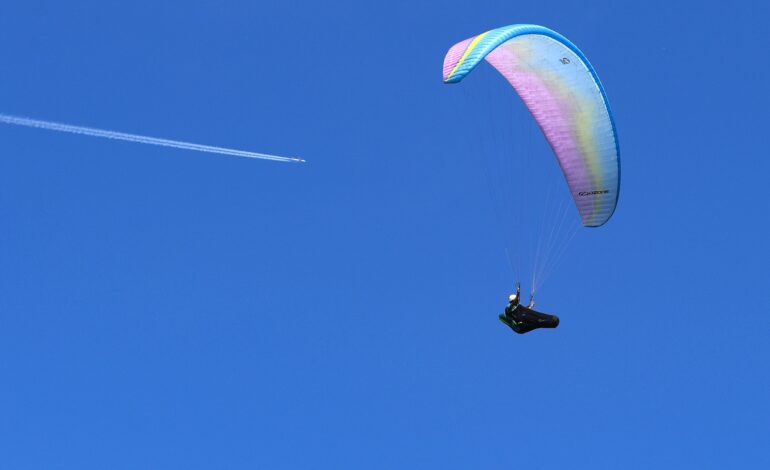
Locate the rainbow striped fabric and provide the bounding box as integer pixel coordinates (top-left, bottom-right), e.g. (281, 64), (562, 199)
(443, 24), (620, 227)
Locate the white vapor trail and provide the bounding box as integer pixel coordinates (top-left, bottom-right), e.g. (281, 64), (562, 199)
(0, 114), (304, 163)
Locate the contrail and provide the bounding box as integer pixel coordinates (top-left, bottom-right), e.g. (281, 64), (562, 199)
(0, 113), (304, 163)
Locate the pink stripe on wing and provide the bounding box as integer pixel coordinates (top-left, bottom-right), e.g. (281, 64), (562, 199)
(443, 37), (474, 81)
(485, 44), (596, 219)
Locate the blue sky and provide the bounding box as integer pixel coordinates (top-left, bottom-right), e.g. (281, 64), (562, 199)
(1, 1), (768, 468)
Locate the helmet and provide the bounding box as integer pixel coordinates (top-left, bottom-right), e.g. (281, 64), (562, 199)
(509, 294), (518, 302)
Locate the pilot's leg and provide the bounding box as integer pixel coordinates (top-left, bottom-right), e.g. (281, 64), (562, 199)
(525, 310), (560, 328)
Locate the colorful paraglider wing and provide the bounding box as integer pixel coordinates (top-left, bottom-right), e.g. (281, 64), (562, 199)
(443, 25), (620, 227)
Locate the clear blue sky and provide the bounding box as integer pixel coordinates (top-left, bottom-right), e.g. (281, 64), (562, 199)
(1, 1), (768, 468)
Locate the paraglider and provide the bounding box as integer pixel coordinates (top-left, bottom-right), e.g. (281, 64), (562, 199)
(498, 283), (559, 334)
(442, 24), (620, 334)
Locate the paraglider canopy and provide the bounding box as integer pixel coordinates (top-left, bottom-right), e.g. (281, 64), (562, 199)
(443, 24), (620, 227)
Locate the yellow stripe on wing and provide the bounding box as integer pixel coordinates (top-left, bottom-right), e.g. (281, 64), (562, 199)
(446, 31), (490, 82)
